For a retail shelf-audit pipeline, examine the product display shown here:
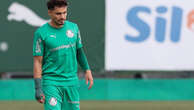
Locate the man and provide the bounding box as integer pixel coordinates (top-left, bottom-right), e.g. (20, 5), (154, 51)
(33, 0), (93, 110)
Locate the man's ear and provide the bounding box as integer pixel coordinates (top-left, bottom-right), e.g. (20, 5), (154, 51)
(48, 10), (52, 16)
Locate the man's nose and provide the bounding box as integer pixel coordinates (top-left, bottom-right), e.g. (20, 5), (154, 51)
(60, 14), (66, 19)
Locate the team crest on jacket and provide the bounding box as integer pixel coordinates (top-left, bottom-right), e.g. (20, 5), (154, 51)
(66, 30), (74, 38)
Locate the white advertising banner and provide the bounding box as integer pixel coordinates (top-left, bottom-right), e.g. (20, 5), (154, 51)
(105, 0), (194, 70)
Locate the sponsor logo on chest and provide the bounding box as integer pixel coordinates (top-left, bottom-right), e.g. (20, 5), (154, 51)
(50, 34), (56, 38)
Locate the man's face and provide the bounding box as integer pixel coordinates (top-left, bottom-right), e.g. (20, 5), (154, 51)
(48, 6), (67, 26)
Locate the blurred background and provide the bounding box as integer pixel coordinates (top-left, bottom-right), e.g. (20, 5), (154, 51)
(1, 0), (194, 110)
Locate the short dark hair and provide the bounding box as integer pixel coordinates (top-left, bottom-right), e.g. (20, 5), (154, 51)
(47, 0), (68, 10)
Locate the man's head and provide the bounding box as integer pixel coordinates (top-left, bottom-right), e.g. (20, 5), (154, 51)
(47, 0), (68, 26)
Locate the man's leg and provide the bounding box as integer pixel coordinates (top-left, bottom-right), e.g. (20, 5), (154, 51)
(43, 85), (63, 110)
(62, 86), (80, 110)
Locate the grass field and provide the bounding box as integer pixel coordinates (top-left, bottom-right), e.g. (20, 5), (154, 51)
(0, 101), (194, 110)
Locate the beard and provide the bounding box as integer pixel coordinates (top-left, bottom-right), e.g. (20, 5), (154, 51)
(55, 19), (65, 26)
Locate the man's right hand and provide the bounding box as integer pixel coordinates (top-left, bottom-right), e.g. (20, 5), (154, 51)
(35, 88), (45, 103)
(34, 78), (45, 103)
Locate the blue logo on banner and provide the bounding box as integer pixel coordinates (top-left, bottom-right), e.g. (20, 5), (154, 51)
(125, 6), (183, 43)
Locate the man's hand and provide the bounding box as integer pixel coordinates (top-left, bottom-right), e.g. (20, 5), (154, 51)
(85, 70), (93, 89)
(34, 78), (45, 104)
(35, 88), (45, 103)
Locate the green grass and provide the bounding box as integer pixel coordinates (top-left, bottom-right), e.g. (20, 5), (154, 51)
(1, 101), (194, 110)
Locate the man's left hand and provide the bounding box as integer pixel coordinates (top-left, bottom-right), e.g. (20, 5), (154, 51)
(85, 70), (93, 89)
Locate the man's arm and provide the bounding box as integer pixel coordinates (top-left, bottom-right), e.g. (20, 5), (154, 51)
(33, 56), (45, 103)
(77, 48), (93, 89)
(34, 56), (43, 78)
